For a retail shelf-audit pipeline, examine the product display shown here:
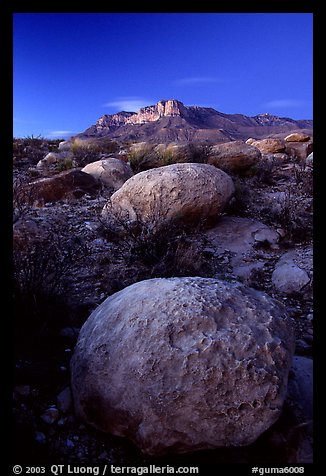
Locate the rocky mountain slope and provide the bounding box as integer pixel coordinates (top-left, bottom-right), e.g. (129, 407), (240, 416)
(76, 99), (313, 144)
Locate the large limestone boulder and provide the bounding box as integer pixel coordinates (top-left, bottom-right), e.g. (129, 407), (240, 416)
(82, 158), (133, 191)
(285, 133), (310, 143)
(36, 151), (75, 169)
(27, 169), (100, 204)
(250, 139), (285, 154)
(101, 163), (235, 228)
(71, 277), (295, 456)
(207, 141), (261, 173)
(285, 141), (313, 161)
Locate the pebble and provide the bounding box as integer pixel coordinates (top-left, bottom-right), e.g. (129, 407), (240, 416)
(57, 417), (67, 427)
(41, 407), (59, 424)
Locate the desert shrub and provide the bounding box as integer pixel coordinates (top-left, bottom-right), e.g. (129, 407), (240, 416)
(251, 157), (277, 185)
(225, 176), (253, 216)
(71, 140), (102, 167)
(70, 138), (120, 167)
(13, 137), (62, 167)
(293, 164), (313, 197)
(13, 175), (37, 223)
(273, 189), (313, 243)
(126, 143), (211, 173)
(56, 156), (74, 172)
(181, 143), (211, 164)
(157, 146), (178, 166)
(98, 204), (216, 282)
(126, 143), (159, 173)
(13, 224), (91, 342)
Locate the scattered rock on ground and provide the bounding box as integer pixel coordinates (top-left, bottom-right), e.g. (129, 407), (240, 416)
(204, 216), (280, 283)
(272, 264), (310, 295)
(272, 247), (312, 296)
(71, 276), (295, 456)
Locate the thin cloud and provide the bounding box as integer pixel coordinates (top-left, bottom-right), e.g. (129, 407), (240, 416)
(172, 76), (223, 86)
(46, 130), (75, 138)
(263, 99), (307, 109)
(103, 97), (152, 112)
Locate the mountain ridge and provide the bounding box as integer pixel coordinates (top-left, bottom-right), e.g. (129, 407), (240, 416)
(76, 99), (313, 144)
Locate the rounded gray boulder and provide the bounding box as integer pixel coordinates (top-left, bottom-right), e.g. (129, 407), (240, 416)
(71, 277), (295, 455)
(208, 140), (261, 173)
(101, 162), (235, 228)
(82, 158), (133, 191)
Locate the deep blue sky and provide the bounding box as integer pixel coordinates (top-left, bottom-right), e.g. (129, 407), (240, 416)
(13, 13), (313, 139)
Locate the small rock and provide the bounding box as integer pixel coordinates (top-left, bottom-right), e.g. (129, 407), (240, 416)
(35, 431), (47, 444)
(253, 228), (279, 245)
(57, 417), (67, 427)
(272, 263), (310, 295)
(41, 407), (59, 424)
(57, 386), (72, 413)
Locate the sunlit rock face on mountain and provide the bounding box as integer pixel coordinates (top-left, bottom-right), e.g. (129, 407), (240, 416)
(76, 99), (313, 144)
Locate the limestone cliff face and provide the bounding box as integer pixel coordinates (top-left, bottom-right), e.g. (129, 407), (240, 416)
(95, 100), (187, 131)
(130, 99), (187, 123)
(95, 111), (135, 131)
(79, 99), (313, 143)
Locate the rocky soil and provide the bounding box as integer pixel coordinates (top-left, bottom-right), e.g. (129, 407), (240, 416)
(12, 136), (313, 466)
